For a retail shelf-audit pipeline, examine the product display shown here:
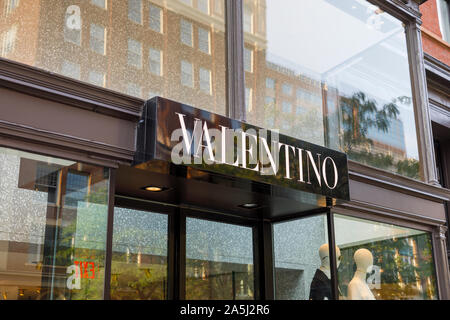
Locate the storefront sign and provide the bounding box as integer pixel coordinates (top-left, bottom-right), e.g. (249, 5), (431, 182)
(135, 97), (349, 200)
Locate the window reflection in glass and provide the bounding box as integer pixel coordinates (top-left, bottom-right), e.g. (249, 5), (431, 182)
(0, 147), (109, 300)
(273, 215), (330, 300)
(244, 0), (421, 180)
(334, 214), (438, 300)
(0, 0), (226, 115)
(110, 207), (168, 300)
(186, 218), (254, 300)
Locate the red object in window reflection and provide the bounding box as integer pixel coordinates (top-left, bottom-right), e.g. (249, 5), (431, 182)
(74, 261), (96, 279)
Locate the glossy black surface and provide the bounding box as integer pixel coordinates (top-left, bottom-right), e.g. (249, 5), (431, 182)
(132, 97), (349, 219)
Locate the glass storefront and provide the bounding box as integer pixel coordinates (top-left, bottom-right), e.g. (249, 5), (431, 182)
(0, 146), (442, 300)
(334, 214), (438, 300)
(0, 0), (226, 115)
(0, 147), (110, 300)
(110, 207), (168, 300)
(273, 214), (330, 300)
(244, 0), (421, 180)
(186, 217), (254, 300)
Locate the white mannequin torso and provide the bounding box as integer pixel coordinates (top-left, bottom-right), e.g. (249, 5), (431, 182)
(347, 270), (375, 300)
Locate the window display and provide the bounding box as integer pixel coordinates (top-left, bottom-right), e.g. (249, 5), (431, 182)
(334, 214), (438, 300)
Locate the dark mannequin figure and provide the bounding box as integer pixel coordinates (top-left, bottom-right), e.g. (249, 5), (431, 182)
(309, 244), (341, 300)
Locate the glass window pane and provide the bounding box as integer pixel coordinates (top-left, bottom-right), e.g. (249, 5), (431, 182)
(149, 4), (162, 33)
(245, 0), (421, 180)
(0, 1), (226, 115)
(180, 19), (193, 46)
(61, 60), (81, 80)
(199, 67), (211, 94)
(186, 218), (254, 300)
(198, 27), (210, 54)
(334, 214), (438, 300)
(88, 70), (105, 87)
(0, 147), (109, 300)
(149, 47), (162, 76)
(181, 60), (193, 87)
(197, 0), (209, 14)
(110, 207), (168, 300)
(127, 38), (142, 68)
(128, 0), (142, 23)
(274, 215), (330, 300)
(90, 24), (105, 55)
(91, 0), (106, 9)
(64, 6), (81, 45)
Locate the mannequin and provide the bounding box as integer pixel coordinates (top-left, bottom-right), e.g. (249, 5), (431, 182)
(309, 243), (341, 300)
(347, 248), (376, 300)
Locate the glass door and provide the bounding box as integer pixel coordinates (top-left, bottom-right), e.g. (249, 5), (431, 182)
(273, 213), (332, 300)
(184, 215), (256, 300)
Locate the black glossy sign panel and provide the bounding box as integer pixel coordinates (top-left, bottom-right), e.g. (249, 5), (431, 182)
(134, 97), (349, 201)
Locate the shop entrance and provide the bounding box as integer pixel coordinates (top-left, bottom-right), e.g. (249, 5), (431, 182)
(112, 163), (339, 300)
(110, 194), (258, 300)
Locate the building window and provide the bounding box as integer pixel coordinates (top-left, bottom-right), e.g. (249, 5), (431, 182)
(61, 60), (81, 80)
(5, 0), (19, 15)
(65, 172), (89, 208)
(197, 0), (209, 14)
(90, 24), (106, 55)
(243, 5), (253, 34)
(91, 0), (106, 9)
(199, 67), (211, 94)
(282, 83), (292, 96)
(245, 87), (253, 112)
(128, 0), (142, 24)
(88, 70), (105, 87)
(265, 96), (275, 107)
(149, 4), (162, 33)
(334, 214), (438, 300)
(244, 47), (253, 73)
(266, 77), (275, 90)
(437, 0), (450, 42)
(181, 60), (193, 87)
(198, 27), (210, 54)
(296, 106), (304, 115)
(180, 19), (193, 46)
(213, 0), (222, 15)
(282, 101), (292, 113)
(64, 6), (82, 45)
(149, 47), (162, 76)
(127, 82), (141, 97)
(127, 38), (142, 68)
(1, 25), (17, 56)
(0, 146), (110, 300)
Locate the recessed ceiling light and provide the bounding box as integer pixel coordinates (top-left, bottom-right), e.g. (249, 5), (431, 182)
(239, 203), (259, 209)
(142, 186), (165, 192)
